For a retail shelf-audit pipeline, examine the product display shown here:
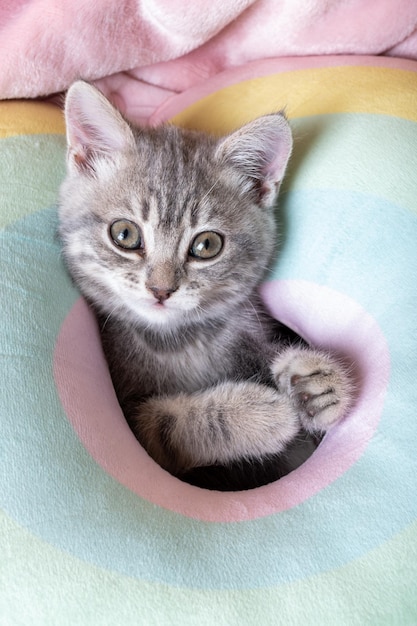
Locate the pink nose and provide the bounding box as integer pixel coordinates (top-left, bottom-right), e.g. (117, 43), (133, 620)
(148, 286), (176, 302)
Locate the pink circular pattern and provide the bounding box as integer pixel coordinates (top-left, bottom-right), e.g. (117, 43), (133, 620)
(53, 280), (389, 522)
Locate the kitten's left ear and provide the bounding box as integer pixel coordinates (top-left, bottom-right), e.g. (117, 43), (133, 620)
(64, 81), (136, 175)
(215, 113), (293, 207)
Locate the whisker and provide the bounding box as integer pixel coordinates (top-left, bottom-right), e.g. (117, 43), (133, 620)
(246, 298), (262, 328)
(200, 178), (220, 204)
(100, 304), (118, 332)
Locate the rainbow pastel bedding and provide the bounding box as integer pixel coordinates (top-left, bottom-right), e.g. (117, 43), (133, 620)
(1, 57), (417, 624)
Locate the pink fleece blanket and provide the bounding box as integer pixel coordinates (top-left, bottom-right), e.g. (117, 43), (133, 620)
(1, 0), (417, 125)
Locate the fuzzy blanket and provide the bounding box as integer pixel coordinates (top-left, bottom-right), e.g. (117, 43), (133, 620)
(1, 0), (417, 124)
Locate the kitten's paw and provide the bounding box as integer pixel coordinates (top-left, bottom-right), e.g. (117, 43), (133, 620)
(272, 347), (355, 433)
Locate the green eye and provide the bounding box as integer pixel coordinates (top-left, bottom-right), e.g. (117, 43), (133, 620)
(190, 231), (223, 260)
(110, 219), (143, 250)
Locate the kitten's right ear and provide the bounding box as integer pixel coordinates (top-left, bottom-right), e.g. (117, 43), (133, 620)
(64, 81), (135, 175)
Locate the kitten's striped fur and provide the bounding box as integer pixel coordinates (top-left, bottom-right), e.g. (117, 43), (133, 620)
(59, 82), (354, 490)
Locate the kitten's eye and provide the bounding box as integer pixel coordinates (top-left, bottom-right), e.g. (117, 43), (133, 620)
(110, 219), (143, 250)
(190, 231), (223, 260)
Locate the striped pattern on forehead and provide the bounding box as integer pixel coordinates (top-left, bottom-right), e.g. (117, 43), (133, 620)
(132, 125), (219, 232)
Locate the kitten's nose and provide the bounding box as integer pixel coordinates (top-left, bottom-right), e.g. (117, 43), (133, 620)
(148, 286), (176, 302)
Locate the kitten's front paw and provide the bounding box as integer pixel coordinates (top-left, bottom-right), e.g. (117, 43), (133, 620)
(272, 347), (355, 433)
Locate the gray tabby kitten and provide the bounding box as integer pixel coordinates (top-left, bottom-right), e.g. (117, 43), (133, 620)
(59, 81), (354, 490)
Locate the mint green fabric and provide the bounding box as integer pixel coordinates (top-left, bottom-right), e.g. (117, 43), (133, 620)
(1, 94), (417, 625)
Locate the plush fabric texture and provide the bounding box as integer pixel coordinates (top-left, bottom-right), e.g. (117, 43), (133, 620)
(1, 1), (417, 124)
(1, 57), (417, 624)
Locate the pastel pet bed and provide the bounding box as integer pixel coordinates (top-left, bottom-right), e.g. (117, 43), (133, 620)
(2, 56), (417, 624)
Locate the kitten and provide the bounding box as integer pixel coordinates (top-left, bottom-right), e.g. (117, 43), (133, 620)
(58, 81), (354, 491)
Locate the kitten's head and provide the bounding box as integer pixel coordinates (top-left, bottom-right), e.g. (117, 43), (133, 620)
(59, 81), (292, 330)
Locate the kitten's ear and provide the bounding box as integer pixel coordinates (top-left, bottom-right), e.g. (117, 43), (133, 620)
(64, 81), (135, 175)
(215, 113), (293, 207)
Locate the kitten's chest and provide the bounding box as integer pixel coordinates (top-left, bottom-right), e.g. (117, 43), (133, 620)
(151, 340), (230, 393)
(101, 307), (277, 415)
(102, 323), (238, 401)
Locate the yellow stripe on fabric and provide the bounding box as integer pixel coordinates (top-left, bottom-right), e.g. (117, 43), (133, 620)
(0, 101), (65, 138)
(2, 67), (415, 140)
(172, 67), (417, 134)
